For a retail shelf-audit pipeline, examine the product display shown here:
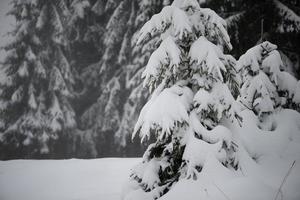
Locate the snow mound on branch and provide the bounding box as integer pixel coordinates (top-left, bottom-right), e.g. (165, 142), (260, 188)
(193, 81), (240, 128)
(183, 137), (226, 176)
(133, 84), (193, 142)
(131, 158), (162, 191)
(142, 36), (181, 88)
(261, 50), (283, 78)
(190, 112), (232, 147)
(189, 37), (226, 81)
(262, 50), (298, 97)
(276, 71), (298, 97)
(237, 41), (277, 72)
(137, 5), (192, 45)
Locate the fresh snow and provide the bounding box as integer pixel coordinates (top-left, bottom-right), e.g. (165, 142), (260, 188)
(0, 158), (140, 200)
(133, 83), (193, 142)
(157, 109), (300, 200)
(137, 5), (192, 45)
(142, 36), (181, 88)
(237, 41), (277, 73)
(190, 37), (226, 82)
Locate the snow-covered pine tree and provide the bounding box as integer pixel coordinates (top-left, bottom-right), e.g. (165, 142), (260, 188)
(237, 41), (300, 118)
(0, 0), (76, 159)
(123, 0), (241, 199)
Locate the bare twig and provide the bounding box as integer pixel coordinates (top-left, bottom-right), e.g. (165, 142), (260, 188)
(274, 160), (296, 200)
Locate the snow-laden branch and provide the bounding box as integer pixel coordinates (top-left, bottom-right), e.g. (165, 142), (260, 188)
(137, 5), (192, 45)
(137, 2), (232, 51)
(142, 36), (181, 89)
(133, 84), (193, 142)
(237, 41), (278, 72)
(189, 36), (226, 82)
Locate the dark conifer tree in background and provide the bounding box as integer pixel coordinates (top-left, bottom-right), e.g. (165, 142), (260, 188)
(0, 0), (76, 159)
(79, 0), (164, 157)
(203, 0), (300, 77)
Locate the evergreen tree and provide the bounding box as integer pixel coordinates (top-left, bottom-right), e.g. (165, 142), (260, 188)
(124, 1), (241, 199)
(237, 41), (300, 118)
(0, 0), (76, 159)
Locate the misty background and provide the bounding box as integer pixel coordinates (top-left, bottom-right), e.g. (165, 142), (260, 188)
(0, 0), (13, 62)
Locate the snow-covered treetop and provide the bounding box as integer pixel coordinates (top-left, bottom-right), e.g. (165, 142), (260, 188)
(137, 0), (232, 50)
(236, 41), (277, 74)
(133, 0), (241, 140)
(237, 41), (300, 115)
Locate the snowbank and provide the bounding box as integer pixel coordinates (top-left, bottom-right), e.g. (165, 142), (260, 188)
(158, 109), (300, 200)
(0, 158), (140, 200)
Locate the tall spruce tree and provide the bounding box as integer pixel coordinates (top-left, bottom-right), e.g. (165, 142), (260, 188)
(0, 0), (76, 159)
(123, 0), (242, 199)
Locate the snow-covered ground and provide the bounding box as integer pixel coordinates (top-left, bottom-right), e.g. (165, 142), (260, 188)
(0, 158), (140, 200)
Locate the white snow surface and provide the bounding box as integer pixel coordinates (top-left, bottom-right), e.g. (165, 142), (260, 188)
(161, 112), (300, 200)
(124, 109), (300, 200)
(0, 158), (140, 200)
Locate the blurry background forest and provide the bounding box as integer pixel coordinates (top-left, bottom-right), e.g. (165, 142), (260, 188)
(0, 0), (299, 160)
